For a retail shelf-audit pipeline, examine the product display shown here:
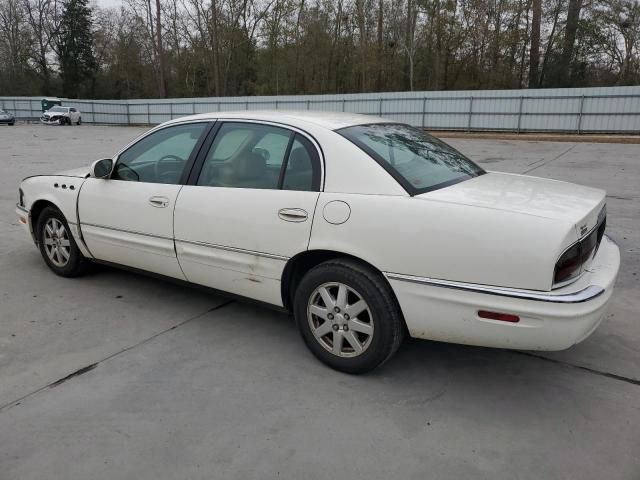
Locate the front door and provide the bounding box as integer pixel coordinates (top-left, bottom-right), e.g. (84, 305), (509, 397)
(79, 121), (210, 278)
(174, 121), (322, 305)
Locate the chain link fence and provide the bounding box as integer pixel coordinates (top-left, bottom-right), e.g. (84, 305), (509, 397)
(3, 86), (640, 133)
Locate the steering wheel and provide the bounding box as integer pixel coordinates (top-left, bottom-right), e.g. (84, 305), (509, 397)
(155, 154), (184, 183)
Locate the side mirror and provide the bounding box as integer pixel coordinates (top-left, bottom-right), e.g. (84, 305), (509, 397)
(90, 158), (113, 179)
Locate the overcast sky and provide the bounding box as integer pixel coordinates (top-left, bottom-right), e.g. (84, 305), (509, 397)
(94, 0), (123, 8)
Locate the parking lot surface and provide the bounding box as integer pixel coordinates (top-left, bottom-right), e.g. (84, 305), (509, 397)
(1, 125), (638, 479)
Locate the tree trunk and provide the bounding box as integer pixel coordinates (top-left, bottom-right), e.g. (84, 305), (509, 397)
(528, 0), (541, 87)
(294, 0), (305, 92)
(356, 0), (366, 90)
(154, 0), (167, 97)
(405, 0), (413, 90)
(559, 0), (582, 86)
(377, 0), (383, 90)
(211, 0), (220, 96)
(539, 0), (563, 86)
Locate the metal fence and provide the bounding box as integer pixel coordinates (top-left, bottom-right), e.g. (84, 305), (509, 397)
(3, 85), (640, 133)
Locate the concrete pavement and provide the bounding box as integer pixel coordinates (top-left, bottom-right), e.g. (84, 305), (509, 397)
(0, 125), (638, 479)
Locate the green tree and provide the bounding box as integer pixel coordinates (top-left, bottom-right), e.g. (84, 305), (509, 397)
(57, 0), (96, 97)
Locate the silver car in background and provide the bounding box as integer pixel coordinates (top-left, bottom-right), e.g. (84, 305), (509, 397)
(0, 109), (15, 126)
(40, 106), (82, 126)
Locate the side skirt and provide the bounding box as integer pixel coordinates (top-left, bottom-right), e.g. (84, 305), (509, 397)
(91, 258), (290, 314)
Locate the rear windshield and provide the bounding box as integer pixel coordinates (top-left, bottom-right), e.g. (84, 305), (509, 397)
(338, 123), (484, 194)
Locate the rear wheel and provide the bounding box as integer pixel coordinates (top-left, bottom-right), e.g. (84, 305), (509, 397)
(36, 206), (89, 277)
(294, 259), (404, 374)
(77, 117), (81, 125)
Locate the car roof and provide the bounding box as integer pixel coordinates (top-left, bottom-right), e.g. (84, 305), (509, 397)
(168, 110), (387, 131)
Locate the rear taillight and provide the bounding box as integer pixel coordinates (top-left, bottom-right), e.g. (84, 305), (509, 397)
(553, 206), (606, 287)
(554, 243), (582, 285)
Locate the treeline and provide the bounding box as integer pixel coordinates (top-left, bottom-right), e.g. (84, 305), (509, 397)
(1, 0), (639, 99)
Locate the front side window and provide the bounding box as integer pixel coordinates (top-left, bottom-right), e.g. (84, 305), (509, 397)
(112, 123), (207, 184)
(339, 123), (484, 194)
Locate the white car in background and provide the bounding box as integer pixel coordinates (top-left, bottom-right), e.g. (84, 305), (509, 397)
(15, 111), (620, 373)
(40, 106), (82, 126)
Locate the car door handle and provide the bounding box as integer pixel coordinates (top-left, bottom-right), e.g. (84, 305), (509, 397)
(149, 196), (169, 208)
(278, 208), (308, 222)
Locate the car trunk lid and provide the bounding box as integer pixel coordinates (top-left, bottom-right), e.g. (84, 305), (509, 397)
(417, 171), (606, 236)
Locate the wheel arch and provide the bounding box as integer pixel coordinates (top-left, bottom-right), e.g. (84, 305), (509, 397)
(280, 249), (402, 316)
(29, 199), (59, 243)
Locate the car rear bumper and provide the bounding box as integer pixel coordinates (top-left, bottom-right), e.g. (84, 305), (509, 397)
(385, 235), (620, 351)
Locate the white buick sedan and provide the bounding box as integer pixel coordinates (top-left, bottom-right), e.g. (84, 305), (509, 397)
(16, 112), (620, 373)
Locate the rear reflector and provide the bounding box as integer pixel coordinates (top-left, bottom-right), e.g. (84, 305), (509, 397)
(18, 216), (27, 224)
(478, 310), (520, 323)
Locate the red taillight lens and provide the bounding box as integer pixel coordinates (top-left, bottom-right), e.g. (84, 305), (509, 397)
(553, 205), (606, 288)
(554, 243), (582, 285)
(478, 310), (520, 323)
(579, 229), (598, 265)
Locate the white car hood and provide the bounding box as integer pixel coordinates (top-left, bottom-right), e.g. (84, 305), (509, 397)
(419, 171), (605, 231)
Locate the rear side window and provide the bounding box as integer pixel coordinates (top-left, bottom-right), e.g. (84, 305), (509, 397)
(339, 123), (484, 194)
(197, 123), (292, 189)
(282, 135), (319, 192)
(197, 123), (321, 191)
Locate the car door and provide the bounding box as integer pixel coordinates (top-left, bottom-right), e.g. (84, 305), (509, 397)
(78, 121), (211, 278)
(174, 121), (322, 305)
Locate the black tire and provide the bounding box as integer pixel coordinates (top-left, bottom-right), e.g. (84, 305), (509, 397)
(294, 259), (404, 374)
(77, 117), (81, 125)
(9, 122), (14, 126)
(36, 206), (89, 277)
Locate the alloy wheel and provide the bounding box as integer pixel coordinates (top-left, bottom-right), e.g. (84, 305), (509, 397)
(43, 218), (71, 267)
(307, 282), (374, 358)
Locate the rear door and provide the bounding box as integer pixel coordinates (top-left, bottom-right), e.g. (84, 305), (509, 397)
(79, 121), (211, 278)
(174, 121), (322, 305)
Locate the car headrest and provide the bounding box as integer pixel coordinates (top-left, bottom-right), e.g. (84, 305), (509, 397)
(234, 152), (266, 181)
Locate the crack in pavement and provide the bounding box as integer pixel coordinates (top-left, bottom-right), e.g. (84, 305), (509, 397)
(0, 300), (235, 412)
(2, 296), (637, 414)
(515, 351), (640, 387)
(521, 144), (577, 174)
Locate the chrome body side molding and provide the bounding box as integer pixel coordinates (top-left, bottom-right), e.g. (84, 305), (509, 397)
(384, 272), (604, 304)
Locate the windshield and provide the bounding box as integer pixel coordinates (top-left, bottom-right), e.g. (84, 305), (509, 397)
(338, 123), (485, 194)
(48, 106), (68, 112)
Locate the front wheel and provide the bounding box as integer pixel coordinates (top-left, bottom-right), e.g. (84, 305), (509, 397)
(294, 259), (404, 374)
(36, 206), (89, 277)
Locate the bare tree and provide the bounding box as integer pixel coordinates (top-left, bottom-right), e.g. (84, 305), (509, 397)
(529, 0), (541, 87)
